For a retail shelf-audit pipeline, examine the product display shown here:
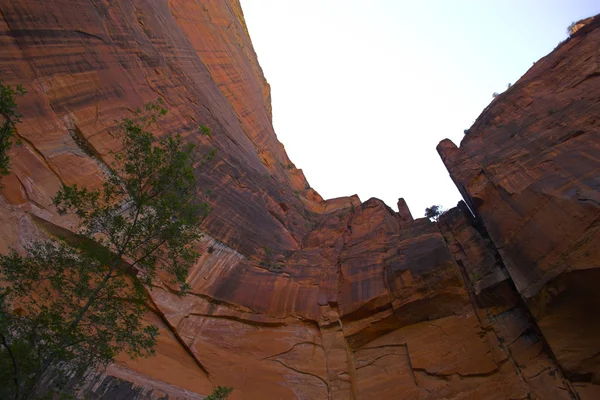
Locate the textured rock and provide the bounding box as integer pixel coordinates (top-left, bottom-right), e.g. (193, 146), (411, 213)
(143, 198), (573, 399)
(0, 0), (313, 397)
(439, 14), (600, 399)
(439, 206), (577, 400)
(0, 0), (598, 399)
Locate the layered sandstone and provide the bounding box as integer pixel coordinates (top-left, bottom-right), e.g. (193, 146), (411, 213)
(438, 14), (600, 399)
(0, 1), (598, 399)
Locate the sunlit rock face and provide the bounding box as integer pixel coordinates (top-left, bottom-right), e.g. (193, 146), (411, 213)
(0, 1), (598, 399)
(438, 14), (600, 400)
(568, 16), (595, 36)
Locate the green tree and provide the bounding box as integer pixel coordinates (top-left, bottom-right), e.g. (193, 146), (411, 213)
(424, 205), (444, 221)
(0, 100), (213, 399)
(0, 81), (26, 184)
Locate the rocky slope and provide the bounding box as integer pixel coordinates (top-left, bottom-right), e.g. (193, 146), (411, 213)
(0, 1), (598, 399)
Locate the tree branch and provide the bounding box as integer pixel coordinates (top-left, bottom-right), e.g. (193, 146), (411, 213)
(0, 330), (20, 399)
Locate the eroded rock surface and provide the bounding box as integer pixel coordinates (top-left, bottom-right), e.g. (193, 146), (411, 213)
(0, 1), (597, 399)
(439, 14), (600, 400)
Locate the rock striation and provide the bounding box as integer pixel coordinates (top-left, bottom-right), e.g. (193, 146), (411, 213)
(438, 14), (600, 400)
(0, 1), (598, 399)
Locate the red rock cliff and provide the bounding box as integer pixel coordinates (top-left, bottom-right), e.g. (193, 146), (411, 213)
(0, 1), (598, 399)
(439, 14), (600, 400)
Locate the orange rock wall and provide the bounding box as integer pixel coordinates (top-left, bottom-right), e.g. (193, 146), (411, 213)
(0, 1), (597, 399)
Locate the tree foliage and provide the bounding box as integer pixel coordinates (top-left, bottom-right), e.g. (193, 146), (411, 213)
(0, 81), (26, 183)
(205, 386), (234, 400)
(0, 100), (213, 399)
(424, 205), (444, 221)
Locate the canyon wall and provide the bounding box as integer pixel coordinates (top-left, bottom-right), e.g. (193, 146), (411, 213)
(0, 1), (597, 399)
(438, 15), (600, 400)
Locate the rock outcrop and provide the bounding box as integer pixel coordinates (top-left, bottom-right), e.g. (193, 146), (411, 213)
(438, 14), (600, 400)
(0, 1), (598, 399)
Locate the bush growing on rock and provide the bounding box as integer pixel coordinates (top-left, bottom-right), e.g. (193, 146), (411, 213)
(424, 205), (445, 221)
(0, 81), (26, 184)
(206, 386), (234, 400)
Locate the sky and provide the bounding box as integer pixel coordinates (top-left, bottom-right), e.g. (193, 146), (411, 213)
(241, 1), (599, 217)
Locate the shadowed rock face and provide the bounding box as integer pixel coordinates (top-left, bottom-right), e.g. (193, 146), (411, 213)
(0, 1), (597, 399)
(438, 14), (600, 400)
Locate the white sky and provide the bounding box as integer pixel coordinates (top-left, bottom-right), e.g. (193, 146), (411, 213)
(241, 1), (599, 216)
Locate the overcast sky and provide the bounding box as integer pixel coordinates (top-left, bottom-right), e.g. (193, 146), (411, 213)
(241, 1), (599, 216)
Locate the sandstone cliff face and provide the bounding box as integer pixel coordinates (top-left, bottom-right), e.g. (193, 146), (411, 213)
(0, 1), (597, 399)
(439, 14), (600, 400)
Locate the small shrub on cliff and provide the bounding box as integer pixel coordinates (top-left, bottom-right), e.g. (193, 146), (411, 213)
(0, 100), (213, 399)
(0, 81), (26, 184)
(206, 386), (233, 400)
(424, 205), (445, 221)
